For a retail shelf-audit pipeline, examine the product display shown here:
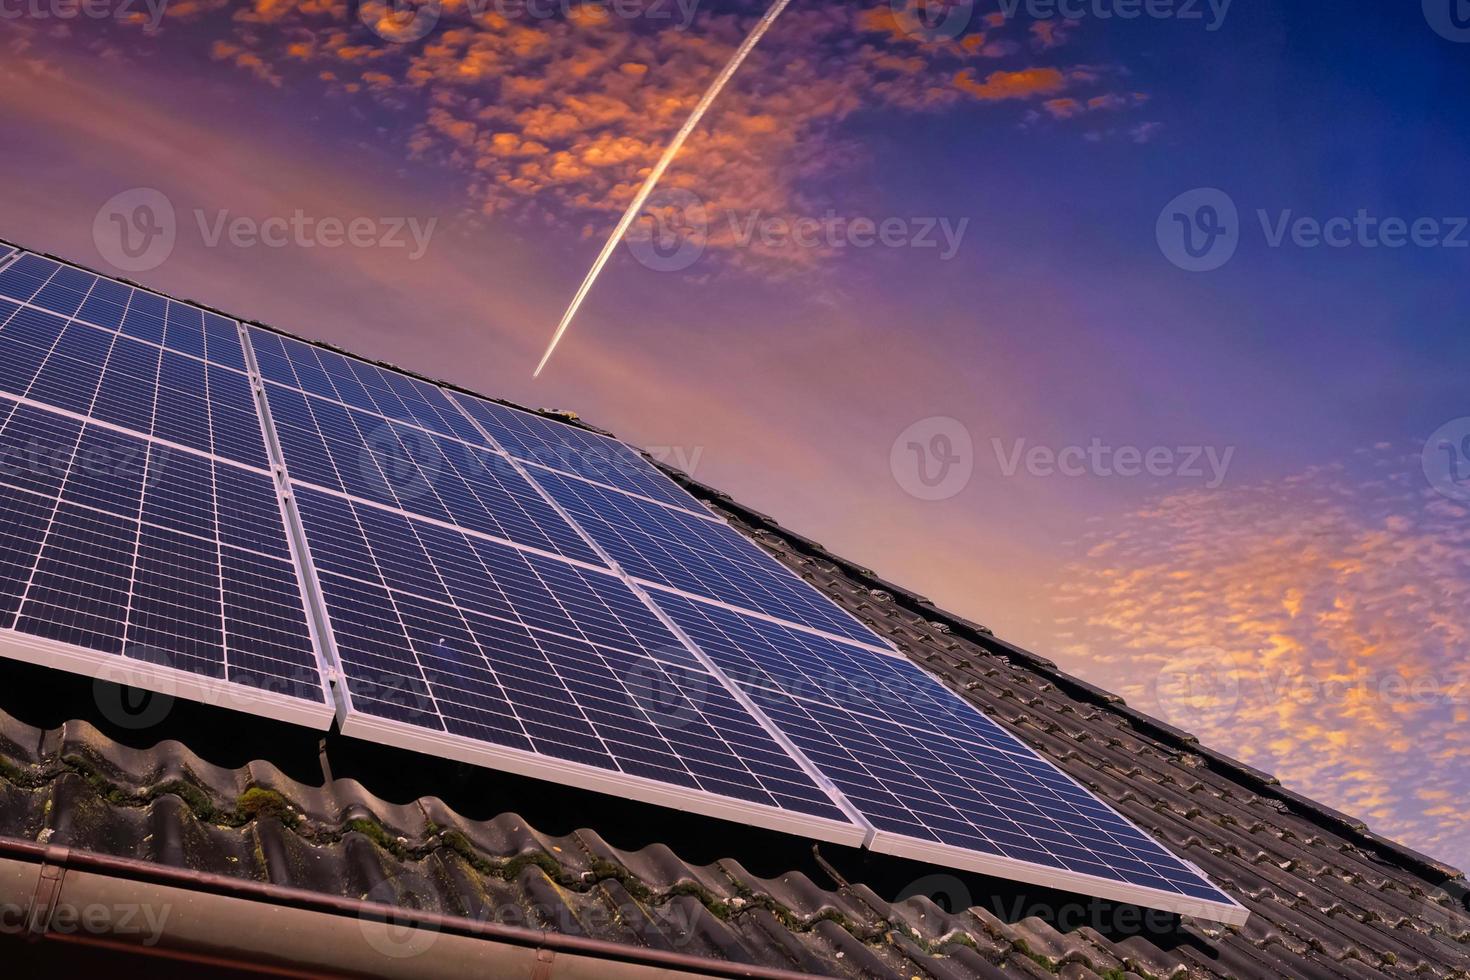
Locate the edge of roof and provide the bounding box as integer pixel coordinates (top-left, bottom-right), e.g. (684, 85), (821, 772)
(3, 236), (1464, 892)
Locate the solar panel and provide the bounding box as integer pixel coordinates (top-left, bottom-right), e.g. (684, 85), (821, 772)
(0, 395), (331, 726)
(0, 266), (268, 469)
(249, 328), (484, 443)
(239, 329), (863, 843)
(530, 466), (884, 647)
(249, 329), (601, 565)
(0, 251), (331, 727)
(452, 393), (707, 513)
(0, 254), (249, 372)
(651, 592), (1246, 922)
(289, 485), (860, 840)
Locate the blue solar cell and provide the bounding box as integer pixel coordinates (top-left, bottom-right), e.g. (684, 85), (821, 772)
(210, 405), (270, 471)
(247, 328), (482, 444)
(62, 426), (148, 517)
(1, 304), (67, 354)
(652, 593), (1236, 906)
(17, 501), (135, 654)
(91, 369), (157, 436)
(294, 488), (696, 670)
(0, 484), (55, 630)
(161, 350), (208, 393)
(153, 386), (214, 455)
(0, 254), (58, 304)
(120, 291), (166, 345)
(454, 393), (703, 513)
(0, 403), (83, 499)
(142, 448), (217, 540)
(221, 547), (322, 702)
(76, 277), (130, 331)
(30, 356), (104, 417)
(0, 255), (244, 371)
(127, 525), (225, 677)
(163, 302), (207, 360)
(532, 468), (880, 646)
(262, 381), (600, 564)
(103, 336), (162, 380)
(215, 464), (291, 559)
(202, 314), (248, 372)
(30, 267), (91, 319)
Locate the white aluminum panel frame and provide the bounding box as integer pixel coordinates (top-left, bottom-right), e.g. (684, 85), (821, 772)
(0, 628), (333, 730)
(871, 830), (1250, 926)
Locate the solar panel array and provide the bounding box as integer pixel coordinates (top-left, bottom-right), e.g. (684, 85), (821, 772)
(655, 593), (1230, 904)
(244, 326), (861, 840)
(446, 396), (1240, 921)
(0, 247), (1245, 924)
(0, 254), (330, 726)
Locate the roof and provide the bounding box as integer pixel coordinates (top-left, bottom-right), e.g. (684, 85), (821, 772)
(0, 242), (1467, 978)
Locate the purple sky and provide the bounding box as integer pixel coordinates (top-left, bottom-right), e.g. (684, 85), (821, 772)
(2, 0), (1466, 870)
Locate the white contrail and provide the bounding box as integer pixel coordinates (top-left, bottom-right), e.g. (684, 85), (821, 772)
(533, 0), (796, 378)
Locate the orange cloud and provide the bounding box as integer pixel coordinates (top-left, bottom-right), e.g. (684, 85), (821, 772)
(1043, 97), (1082, 119)
(209, 40), (282, 87)
(954, 66), (1067, 101)
(1045, 446), (1470, 867)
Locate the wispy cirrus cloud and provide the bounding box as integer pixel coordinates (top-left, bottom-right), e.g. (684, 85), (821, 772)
(1043, 444), (1470, 868)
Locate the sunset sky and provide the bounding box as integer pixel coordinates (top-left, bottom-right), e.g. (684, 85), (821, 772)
(2, 1), (1466, 869)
